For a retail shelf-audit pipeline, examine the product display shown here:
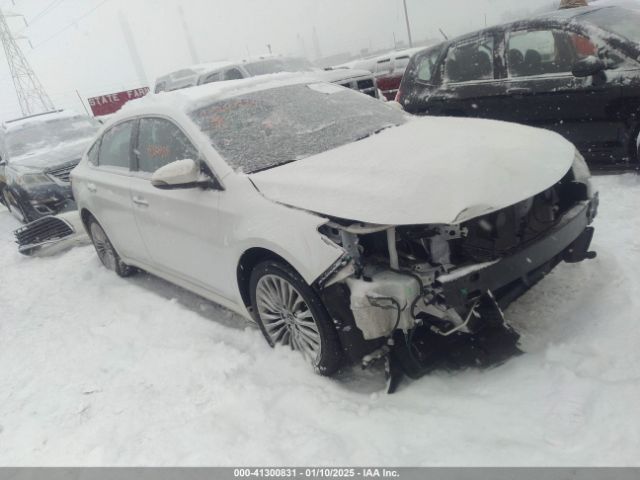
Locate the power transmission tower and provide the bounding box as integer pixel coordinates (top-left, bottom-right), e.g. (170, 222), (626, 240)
(402, 0), (414, 48)
(0, 6), (55, 116)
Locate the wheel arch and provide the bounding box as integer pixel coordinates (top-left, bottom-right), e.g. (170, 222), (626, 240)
(236, 247), (298, 309)
(80, 208), (96, 234)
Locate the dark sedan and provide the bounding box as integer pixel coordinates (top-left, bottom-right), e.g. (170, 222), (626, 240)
(0, 111), (99, 223)
(397, 5), (640, 168)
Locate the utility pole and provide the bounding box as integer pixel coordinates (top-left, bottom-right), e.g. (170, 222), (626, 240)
(402, 0), (414, 48)
(0, 6), (54, 116)
(178, 6), (200, 65)
(118, 10), (148, 87)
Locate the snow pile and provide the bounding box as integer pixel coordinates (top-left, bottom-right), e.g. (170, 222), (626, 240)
(1, 174), (639, 466)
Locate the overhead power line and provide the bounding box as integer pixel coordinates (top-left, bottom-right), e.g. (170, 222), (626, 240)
(17, 0), (66, 33)
(33, 0), (111, 49)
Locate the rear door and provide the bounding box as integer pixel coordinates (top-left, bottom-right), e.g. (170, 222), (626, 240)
(425, 31), (510, 118)
(129, 116), (227, 295)
(503, 27), (623, 159)
(83, 120), (150, 263)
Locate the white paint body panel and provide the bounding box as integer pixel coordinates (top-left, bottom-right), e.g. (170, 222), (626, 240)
(71, 99), (344, 319)
(250, 116), (576, 226)
(72, 76), (576, 321)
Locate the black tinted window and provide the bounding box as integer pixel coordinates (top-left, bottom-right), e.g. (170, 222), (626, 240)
(444, 36), (494, 83)
(202, 72), (221, 84)
(583, 7), (640, 44)
(137, 118), (198, 174)
(99, 122), (134, 169)
(507, 30), (595, 77)
(416, 48), (443, 82)
(224, 69), (244, 80)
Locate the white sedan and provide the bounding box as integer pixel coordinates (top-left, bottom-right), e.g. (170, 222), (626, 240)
(71, 75), (598, 381)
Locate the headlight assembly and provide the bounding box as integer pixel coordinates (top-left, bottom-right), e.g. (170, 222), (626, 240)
(15, 172), (52, 188)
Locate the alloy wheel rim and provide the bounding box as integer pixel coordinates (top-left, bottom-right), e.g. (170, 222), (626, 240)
(91, 223), (117, 271)
(256, 274), (322, 365)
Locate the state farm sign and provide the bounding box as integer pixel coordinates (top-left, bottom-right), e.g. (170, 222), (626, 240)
(88, 87), (150, 117)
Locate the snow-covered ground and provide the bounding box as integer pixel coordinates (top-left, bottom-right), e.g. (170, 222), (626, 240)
(1, 174), (639, 466)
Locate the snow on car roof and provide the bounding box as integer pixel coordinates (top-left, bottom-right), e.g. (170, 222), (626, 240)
(533, 4), (617, 21)
(1, 110), (81, 132)
(118, 72), (324, 119)
(157, 60), (237, 80)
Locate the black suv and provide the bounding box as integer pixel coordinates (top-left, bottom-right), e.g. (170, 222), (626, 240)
(397, 5), (640, 168)
(0, 111), (99, 223)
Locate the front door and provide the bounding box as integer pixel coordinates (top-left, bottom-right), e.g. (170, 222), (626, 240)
(502, 28), (623, 162)
(128, 116), (228, 296)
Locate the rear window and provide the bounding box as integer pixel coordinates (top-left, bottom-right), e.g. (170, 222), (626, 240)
(582, 7), (640, 44)
(189, 83), (407, 174)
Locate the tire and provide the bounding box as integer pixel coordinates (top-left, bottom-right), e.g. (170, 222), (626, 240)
(3, 188), (31, 223)
(87, 218), (136, 278)
(250, 260), (343, 376)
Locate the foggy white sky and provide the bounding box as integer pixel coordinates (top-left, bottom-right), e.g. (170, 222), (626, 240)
(1, 0), (558, 120)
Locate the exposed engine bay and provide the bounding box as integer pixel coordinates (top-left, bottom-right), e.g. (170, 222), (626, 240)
(318, 160), (599, 391)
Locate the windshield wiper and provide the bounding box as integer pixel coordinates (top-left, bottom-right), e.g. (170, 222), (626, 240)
(249, 159), (298, 175)
(354, 124), (396, 142)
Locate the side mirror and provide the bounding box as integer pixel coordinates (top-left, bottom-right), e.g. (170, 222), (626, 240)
(151, 159), (213, 190)
(572, 56), (606, 78)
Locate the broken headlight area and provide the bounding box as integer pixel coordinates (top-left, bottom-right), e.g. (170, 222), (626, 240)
(317, 168), (597, 389)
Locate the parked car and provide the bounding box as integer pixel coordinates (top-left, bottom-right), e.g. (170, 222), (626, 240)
(337, 47), (425, 100)
(397, 5), (640, 167)
(155, 57), (379, 99)
(0, 111), (100, 223)
(72, 75), (598, 383)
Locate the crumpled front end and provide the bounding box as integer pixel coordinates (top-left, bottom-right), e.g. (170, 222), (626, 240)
(315, 153), (598, 390)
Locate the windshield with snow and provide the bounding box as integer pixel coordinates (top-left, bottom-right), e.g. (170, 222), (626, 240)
(7, 116), (99, 159)
(582, 8), (640, 44)
(189, 83), (407, 173)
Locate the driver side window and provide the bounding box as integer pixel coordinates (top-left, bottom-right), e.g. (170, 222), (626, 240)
(136, 118), (199, 174)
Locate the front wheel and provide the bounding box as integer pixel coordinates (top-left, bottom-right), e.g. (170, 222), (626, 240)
(88, 218), (136, 278)
(250, 260), (343, 376)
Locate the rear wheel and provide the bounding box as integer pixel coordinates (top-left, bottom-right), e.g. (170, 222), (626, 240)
(250, 260), (342, 376)
(88, 218), (136, 277)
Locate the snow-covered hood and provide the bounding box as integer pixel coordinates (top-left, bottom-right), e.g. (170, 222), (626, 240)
(9, 139), (91, 172)
(249, 117), (576, 226)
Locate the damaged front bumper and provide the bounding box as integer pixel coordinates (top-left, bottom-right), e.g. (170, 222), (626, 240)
(320, 195), (599, 384)
(14, 211), (89, 256)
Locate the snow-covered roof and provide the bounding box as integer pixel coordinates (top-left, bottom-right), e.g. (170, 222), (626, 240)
(1, 110), (81, 133)
(120, 73), (321, 120)
(156, 61), (237, 81)
(334, 46), (430, 71)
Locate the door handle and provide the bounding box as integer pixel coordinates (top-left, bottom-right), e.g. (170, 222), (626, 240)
(87, 183), (97, 193)
(507, 87), (532, 96)
(132, 196), (149, 207)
